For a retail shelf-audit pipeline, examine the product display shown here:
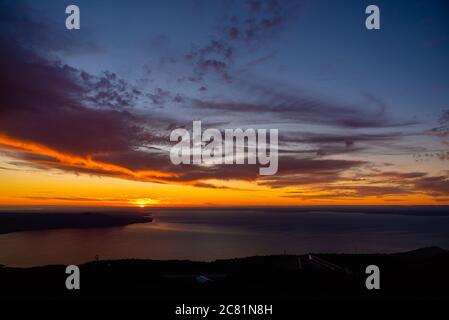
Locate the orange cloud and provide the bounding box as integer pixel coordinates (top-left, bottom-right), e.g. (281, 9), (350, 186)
(0, 134), (175, 182)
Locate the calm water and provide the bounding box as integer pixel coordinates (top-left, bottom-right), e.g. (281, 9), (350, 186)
(1, 207), (449, 267)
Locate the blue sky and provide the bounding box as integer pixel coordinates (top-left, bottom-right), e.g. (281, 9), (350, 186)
(28, 0), (448, 123)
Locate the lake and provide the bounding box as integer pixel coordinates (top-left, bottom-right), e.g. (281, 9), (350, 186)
(1, 207), (449, 267)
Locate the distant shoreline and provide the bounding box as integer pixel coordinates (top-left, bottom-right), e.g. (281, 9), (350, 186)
(0, 212), (152, 235)
(1, 205), (448, 216)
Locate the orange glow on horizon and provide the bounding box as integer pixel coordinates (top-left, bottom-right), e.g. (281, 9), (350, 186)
(130, 198), (161, 207)
(1, 133), (448, 207)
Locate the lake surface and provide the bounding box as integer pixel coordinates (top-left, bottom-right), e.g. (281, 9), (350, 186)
(1, 207), (449, 267)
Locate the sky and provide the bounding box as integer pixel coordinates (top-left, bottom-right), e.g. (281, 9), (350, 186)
(0, 0), (449, 207)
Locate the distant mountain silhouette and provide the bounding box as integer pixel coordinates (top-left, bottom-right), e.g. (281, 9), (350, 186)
(401, 246), (446, 257)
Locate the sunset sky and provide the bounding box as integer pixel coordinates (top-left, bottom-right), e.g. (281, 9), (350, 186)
(1, 0), (449, 207)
